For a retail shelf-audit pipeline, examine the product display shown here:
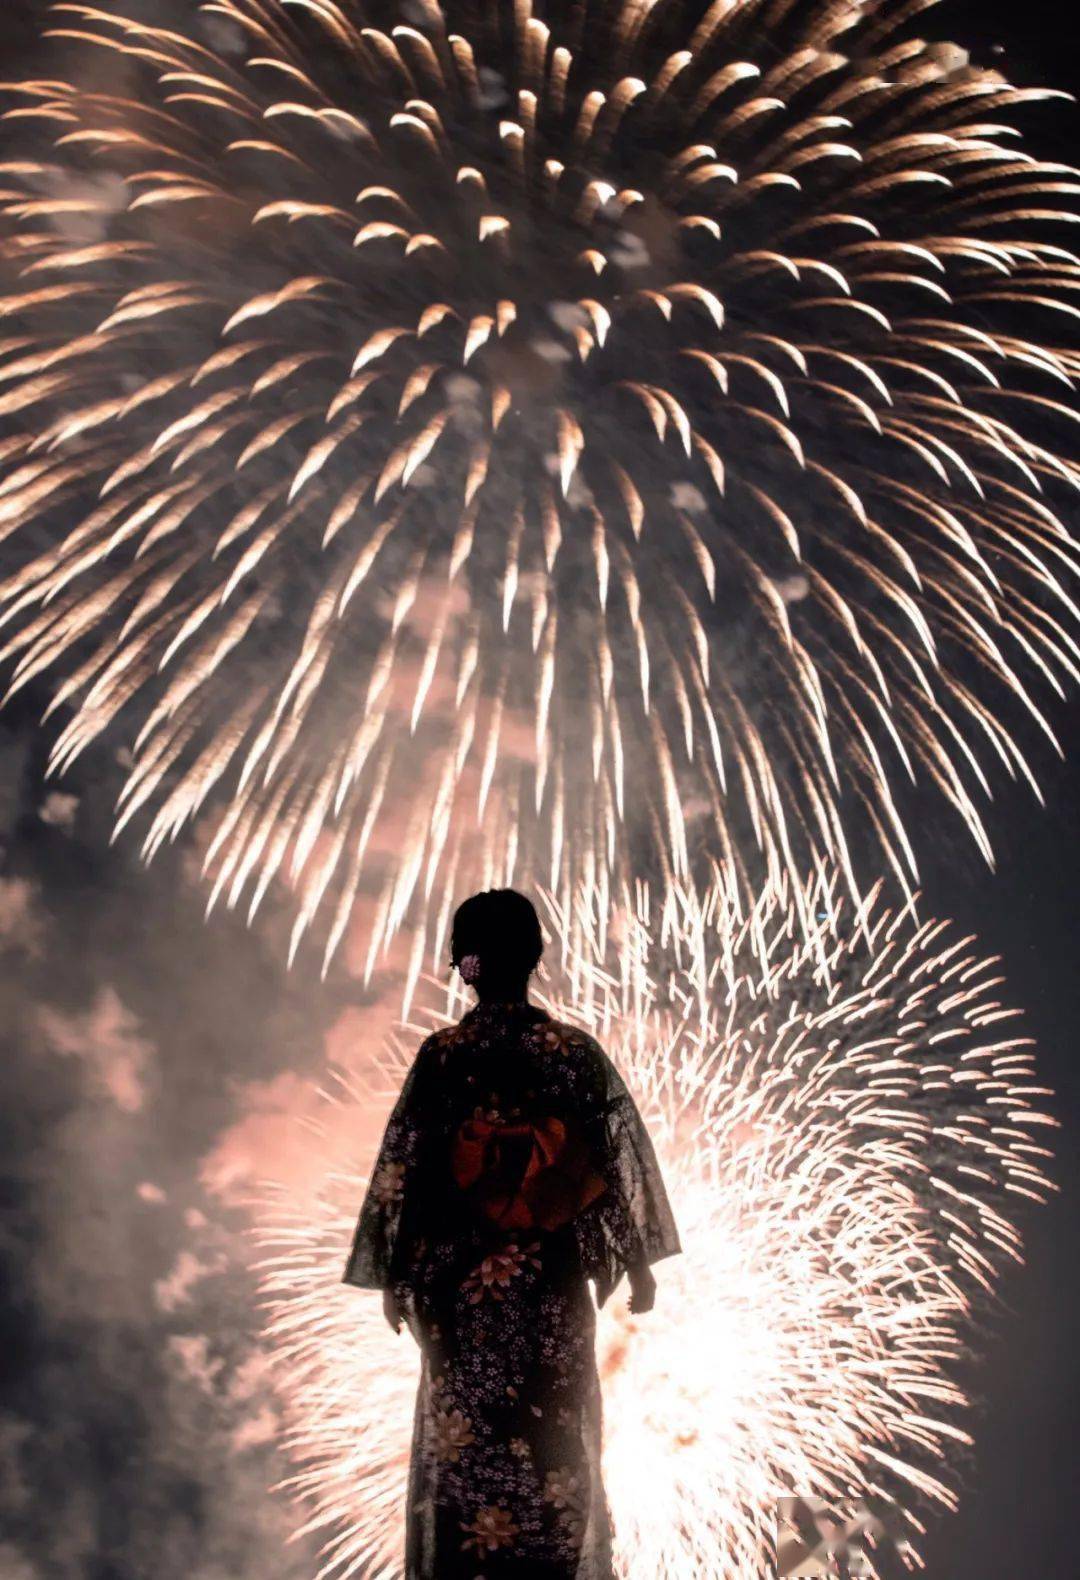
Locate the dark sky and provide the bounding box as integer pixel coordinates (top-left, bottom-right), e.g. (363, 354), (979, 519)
(912, 711), (1080, 1579)
(883, 7), (1080, 1575)
(0, 3), (1078, 1579)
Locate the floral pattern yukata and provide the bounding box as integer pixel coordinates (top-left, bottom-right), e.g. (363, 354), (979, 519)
(343, 1001), (681, 1579)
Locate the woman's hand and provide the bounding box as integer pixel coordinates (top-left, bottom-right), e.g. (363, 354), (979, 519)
(382, 1287), (403, 1334)
(627, 1262), (656, 1315)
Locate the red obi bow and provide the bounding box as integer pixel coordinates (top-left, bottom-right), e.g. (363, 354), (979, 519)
(451, 1111), (607, 1232)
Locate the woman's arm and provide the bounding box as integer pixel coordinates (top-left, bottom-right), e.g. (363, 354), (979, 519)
(342, 1036), (437, 1293)
(627, 1251), (657, 1313)
(573, 1033), (682, 1307)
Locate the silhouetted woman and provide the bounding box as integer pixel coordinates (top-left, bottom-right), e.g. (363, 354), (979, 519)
(343, 888), (681, 1577)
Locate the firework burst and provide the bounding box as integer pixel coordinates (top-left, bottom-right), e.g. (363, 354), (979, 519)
(0, 1), (1077, 969)
(254, 876), (1054, 1578)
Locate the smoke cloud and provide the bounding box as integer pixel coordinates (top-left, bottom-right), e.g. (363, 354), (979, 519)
(0, 691), (400, 1577)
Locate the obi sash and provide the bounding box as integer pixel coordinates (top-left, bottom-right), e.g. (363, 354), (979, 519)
(450, 1110), (607, 1232)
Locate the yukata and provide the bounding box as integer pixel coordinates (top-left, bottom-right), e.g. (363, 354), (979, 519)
(343, 1000), (681, 1579)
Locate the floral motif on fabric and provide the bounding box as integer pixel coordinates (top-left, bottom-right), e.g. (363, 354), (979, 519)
(433, 1402), (476, 1464)
(544, 1467), (589, 1547)
(463, 1240), (542, 1303)
(460, 1504), (519, 1554)
(369, 1159), (406, 1206)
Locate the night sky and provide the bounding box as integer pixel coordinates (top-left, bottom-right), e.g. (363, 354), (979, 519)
(1, 4), (1078, 1578)
(864, 7), (1080, 1574)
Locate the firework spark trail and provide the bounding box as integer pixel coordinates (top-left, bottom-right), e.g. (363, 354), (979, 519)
(0, 0), (1077, 971)
(253, 876), (1055, 1579)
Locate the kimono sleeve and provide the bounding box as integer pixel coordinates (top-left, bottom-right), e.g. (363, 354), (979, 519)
(341, 1036), (437, 1291)
(575, 1037), (682, 1305)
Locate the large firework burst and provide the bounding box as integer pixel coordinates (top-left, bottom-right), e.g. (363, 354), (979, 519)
(254, 877), (1054, 1578)
(1, 0), (1078, 970)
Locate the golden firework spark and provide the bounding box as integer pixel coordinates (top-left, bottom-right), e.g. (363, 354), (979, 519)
(253, 876), (1055, 1578)
(0, 2), (1078, 968)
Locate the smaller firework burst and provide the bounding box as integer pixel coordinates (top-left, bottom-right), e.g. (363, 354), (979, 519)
(253, 877), (1054, 1579)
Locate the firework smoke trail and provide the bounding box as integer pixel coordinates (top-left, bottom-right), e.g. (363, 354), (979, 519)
(0, 0), (1078, 974)
(253, 877), (1055, 1580)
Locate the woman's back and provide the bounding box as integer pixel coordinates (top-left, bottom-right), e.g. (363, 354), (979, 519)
(404, 1003), (610, 1261)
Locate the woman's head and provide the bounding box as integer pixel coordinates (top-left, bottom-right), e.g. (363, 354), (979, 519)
(450, 888), (544, 1000)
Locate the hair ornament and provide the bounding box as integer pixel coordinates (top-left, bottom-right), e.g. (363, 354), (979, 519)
(458, 952), (482, 984)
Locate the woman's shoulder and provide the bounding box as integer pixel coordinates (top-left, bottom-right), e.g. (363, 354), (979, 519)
(535, 1015), (607, 1065)
(413, 1010), (609, 1072)
(416, 1022), (464, 1067)
(413, 1011), (502, 1074)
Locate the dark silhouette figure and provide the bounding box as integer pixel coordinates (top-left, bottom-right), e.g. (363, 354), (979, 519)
(343, 888), (681, 1577)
